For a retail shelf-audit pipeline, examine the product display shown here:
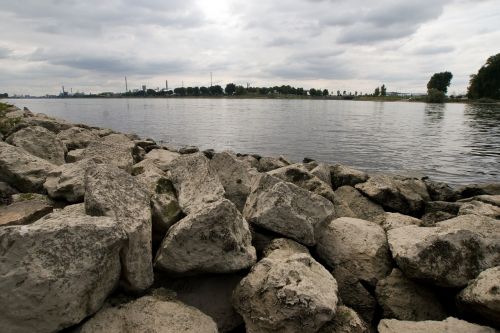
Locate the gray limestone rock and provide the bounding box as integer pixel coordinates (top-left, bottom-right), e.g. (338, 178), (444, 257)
(85, 164), (153, 291)
(378, 317), (497, 333)
(0, 141), (55, 192)
(243, 173), (335, 246)
(6, 126), (66, 165)
(233, 238), (338, 333)
(0, 211), (126, 333)
(387, 214), (500, 287)
(155, 199), (256, 275)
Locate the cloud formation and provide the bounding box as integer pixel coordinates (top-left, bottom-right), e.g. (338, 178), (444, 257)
(0, 0), (498, 95)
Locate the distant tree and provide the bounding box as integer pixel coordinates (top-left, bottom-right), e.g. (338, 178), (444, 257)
(427, 88), (446, 103)
(427, 71), (453, 94)
(322, 89), (329, 96)
(174, 87), (186, 96)
(186, 87), (194, 95)
(337, 90), (341, 96)
(146, 89), (157, 96)
(200, 86), (209, 95)
(380, 84), (387, 96)
(225, 83), (236, 95)
(309, 88), (317, 96)
(235, 85), (246, 95)
(374, 87), (380, 96)
(0, 93), (8, 98)
(467, 53), (500, 99)
(354, 91), (358, 96)
(209, 85), (223, 95)
(259, 87), (269, 95)
(343, 90), (346, 95)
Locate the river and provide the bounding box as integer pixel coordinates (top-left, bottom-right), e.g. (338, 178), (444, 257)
(7, 98), (500, 185)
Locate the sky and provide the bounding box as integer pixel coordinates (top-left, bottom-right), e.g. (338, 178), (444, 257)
(0, 0), (498, 96)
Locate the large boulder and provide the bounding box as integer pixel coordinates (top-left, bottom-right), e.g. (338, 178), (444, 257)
(0, 210), (126, 333)
(424, 178), (459, 201)
(421, 200), (461, 225)
(378, 317), (497, 333)
(0, 141), (55, 192)
(317, 217), (392, 286)
(211, 151), (258, 211)
(44, 158), (98, 202)
(387, 215), (500, 287)
(6, 126), (66, 165)
(268, 163), (336, 202)
(375, 268), (447, 321)
(330, 164), (369, 189)
(311, 162), (332, 187)
(243, 173), (335, 246)
(13, 114), (72, 133)
(459, 194), (500, 207)
(458, 200), (500, 219)
(0, 198), (53, 226)
(143, 148), (181, 171)
(355, 175), (430, 216)
(0, 181), (17, 205)
(155, 199), (256, 275)
(457, 266), (500, 327)
(257, 155), (290, 172)
(85, 164), (154, 291)
(374, 212), (423, 231)
(168, 152), (225, 214)
(233, 239), (339, 333)
(83, 138), (135, 173)
(77, 292), (218, 333)
(458, 183), (500, 198)
(317, 306), (368, 333)
(158, 273), (244, 332)
(57, 126), (99, 150)
(334, 186), (385, 222)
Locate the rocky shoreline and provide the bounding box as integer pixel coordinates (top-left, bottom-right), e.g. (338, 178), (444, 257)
(0, 104), (499, 333)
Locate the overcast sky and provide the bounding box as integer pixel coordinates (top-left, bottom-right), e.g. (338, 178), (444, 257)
(0, 0), (498, 96)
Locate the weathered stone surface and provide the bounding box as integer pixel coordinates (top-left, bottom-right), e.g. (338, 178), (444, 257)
(458, 183), (500, 198)
(332, 266), (377, 326)
(85, 164), (153, 291)
(355, 175), (430, 216)
(268, 163), (336, 202)
(458, 200), (500, 219)
(378, 317), (497, 333)
(311, 162), (332, 187)
(459, 194), (500, 207)
(66, 148), (86, 162)
(83, 140), (135, 172)
(334, 186), (385, 222)
(159, 273), (244, 332)
(257, 156), (289, 172)
(13, 114), (72, 133)
(155, 199), (256, 275)
(6, 126), (66, 165)
(143, 148), (181, 171)
(0, 141), (55, 192)
(375, 268), (447, 321)
(0, 211), (126, 333)
(374, 212), (423, 231)
(169, 152), (225, 214)
(179, 145), (199, 154)
(387, 215), (500, 287)
(78, 292), (218, 333)
(421, 200), (461, 225)
(424, 178), (459, 201)
(44, 158), (97, 202)
(91, 127), (114, 137)
(57, 126), (99, 150)
(317, 217), (392, 286)
(0, 199), (53, 226)
(457, 266), (500, 327)
(211, 151), (258, 211)
(233, 239), (338, 333)
(243, 173), (335, 246)
(330, 164), (369, 189)
(237, 154), (260, 169)
(317, 306), (368, 333)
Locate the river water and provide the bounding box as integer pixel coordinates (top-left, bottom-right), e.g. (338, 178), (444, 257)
(7, 98), (500, 185)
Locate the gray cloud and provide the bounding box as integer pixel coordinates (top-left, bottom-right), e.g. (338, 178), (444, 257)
(0, 47), (12, 59)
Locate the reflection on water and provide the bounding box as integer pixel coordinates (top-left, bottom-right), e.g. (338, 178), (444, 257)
(7, 98), (500, 185)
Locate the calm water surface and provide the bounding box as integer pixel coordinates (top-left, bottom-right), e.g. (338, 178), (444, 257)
(7, 98), (500, 185)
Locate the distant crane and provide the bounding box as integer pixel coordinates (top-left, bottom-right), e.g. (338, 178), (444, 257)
(125, 76), (128, 92)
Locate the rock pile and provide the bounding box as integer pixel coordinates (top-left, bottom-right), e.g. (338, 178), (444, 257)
(1, 104), (499, 333)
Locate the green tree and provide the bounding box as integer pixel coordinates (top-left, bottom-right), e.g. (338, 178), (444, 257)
(427, 71), (453, 93)
(322, 89), (329, 96)
(381, 84), (387, 96)
(225, 83), (236, 95)
(427, 88), (446, 103)
(173, 87), (186, 96)
(467, 53), (500, 99)
(200, 86), (209, 95)
(309, 88), (317, 96)
(374, 87), (380, 96)
(209, 85), (223, 95)
(235, 85), (246, 95)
